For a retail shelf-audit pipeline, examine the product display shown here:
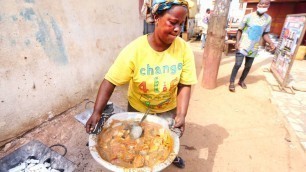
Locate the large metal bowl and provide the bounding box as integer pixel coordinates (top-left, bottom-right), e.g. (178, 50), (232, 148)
(88, 112), (180, 172)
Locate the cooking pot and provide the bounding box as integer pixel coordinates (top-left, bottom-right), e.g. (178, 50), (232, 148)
(88, 112), (180, 172)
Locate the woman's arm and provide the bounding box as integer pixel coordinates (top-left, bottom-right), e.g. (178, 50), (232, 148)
(174, 84), (191, 135)
(85, 79), (116, 133)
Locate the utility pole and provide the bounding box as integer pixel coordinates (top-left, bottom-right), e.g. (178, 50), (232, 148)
(202, 0), (231, 89)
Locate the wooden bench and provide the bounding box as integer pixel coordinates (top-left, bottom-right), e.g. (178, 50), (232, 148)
(224, 40), (236, 56)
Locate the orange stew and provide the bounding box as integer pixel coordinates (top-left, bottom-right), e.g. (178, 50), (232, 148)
(96, 120), (174, 168)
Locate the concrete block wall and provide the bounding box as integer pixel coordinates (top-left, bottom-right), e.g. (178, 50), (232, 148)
(0, 0), (142, 146)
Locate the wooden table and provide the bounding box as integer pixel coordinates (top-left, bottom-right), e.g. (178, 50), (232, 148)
(224, 29), (238, 55)
(224, 40), (236, 56)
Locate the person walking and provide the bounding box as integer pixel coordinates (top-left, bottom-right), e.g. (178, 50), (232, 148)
(201, 8), (210, 49)
(229, 0), (275, 92)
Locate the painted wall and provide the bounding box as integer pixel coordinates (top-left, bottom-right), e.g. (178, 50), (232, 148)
(0, 0), (142, 146)
(188, 0), (198, 18)
(228, 0), (247, 24)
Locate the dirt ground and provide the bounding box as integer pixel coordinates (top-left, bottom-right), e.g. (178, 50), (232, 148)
(1, 40), (306, 172)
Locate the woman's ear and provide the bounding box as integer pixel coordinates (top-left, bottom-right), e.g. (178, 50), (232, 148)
(154, 15), (159, 22)
(154, 15), (159, 26)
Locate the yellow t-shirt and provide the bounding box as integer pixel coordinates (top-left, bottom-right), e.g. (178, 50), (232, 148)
(105, 35), (197, 113)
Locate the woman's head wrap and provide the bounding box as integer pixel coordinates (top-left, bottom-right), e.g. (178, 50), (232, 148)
(141, 0), (189, 24)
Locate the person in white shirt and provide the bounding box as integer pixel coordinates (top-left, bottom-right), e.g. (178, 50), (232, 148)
(201, 8), (210, 49)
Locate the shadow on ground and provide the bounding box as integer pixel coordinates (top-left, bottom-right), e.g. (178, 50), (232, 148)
(164, 123), (229, 172)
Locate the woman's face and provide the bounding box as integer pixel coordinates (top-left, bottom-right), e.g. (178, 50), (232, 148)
(155, 5), (188, 45)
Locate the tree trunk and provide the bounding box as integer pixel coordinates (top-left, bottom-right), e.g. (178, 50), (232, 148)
(202, 0), (231, 89)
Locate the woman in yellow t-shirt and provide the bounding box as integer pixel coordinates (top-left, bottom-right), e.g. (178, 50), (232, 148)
(86, 0), (197, 168)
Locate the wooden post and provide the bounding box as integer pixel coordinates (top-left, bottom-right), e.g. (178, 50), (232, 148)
(202, 0), (231, 89)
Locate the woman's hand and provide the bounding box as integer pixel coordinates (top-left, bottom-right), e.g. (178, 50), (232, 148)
(85, 112), (101, 133)
(174, 114), (186, 136)
(85, 79), (116, 133)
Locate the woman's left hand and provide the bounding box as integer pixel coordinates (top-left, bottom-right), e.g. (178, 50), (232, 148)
(174, 115), (186, 136)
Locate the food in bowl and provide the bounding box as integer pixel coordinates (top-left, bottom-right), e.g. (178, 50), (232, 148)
(96, 119), (174, 168)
